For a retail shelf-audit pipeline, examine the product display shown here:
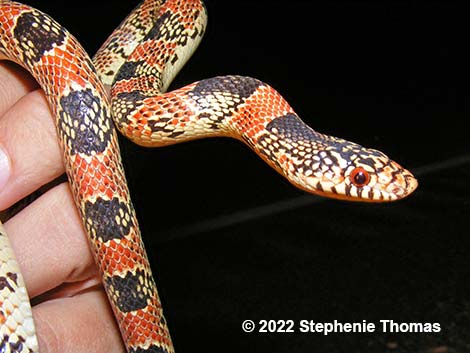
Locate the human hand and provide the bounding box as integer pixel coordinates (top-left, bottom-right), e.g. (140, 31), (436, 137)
(0, 61), (125, 352)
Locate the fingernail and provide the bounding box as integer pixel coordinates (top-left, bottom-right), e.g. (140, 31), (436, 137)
(0, 145), (11, 191)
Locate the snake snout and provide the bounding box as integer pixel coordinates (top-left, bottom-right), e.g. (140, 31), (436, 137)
(403, 171), (419, 195)
(384, 166), (418, 200)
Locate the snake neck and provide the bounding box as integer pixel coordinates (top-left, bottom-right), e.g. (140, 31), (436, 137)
(109, 75), (292, 145)
(109, 72), (328, 194)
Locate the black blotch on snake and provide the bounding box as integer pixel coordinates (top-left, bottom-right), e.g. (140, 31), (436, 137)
(84, 197), (134, 242)
(105, 269), (153, 313)
(13, 11), (66, 66)
(58, 88), (113, 155)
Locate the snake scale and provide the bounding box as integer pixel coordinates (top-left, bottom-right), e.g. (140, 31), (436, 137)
(0, 0), (418, 352)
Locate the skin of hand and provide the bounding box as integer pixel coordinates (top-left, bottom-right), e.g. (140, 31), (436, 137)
(0, 61), (125, 352)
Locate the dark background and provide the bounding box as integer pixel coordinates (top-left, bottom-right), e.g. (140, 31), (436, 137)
(24, 0), (470, 352)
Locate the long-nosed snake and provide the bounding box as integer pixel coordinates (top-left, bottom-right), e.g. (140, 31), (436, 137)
(0, 0), (418, 352)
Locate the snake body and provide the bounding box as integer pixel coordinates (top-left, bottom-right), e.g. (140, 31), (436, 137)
(0, 0), (418, 352)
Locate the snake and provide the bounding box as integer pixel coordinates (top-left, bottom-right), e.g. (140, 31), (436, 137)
(0, 0), (418, 352)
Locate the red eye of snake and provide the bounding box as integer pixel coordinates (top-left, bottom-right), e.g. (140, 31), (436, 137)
(350, 167), (370, 187)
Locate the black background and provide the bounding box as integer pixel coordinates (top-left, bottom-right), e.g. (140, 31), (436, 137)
(23, 0), (470, 352)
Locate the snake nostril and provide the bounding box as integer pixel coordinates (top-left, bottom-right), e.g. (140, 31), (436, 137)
(393, 187), (403, 195)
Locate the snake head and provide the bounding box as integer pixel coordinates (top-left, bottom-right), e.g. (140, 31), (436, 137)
(255, 113), (417, 202)
(333, 145), (418, 202)
(290, 137), (418, 202)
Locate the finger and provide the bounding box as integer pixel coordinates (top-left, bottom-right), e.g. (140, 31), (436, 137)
(34, 289), (125, 353)
(0, 89), (64, 209)
(4, 182), (96, 298)
(0, 61), (38, 117)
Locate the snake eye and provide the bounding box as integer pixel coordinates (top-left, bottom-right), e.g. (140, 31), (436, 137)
(350, 167), (370, 187)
